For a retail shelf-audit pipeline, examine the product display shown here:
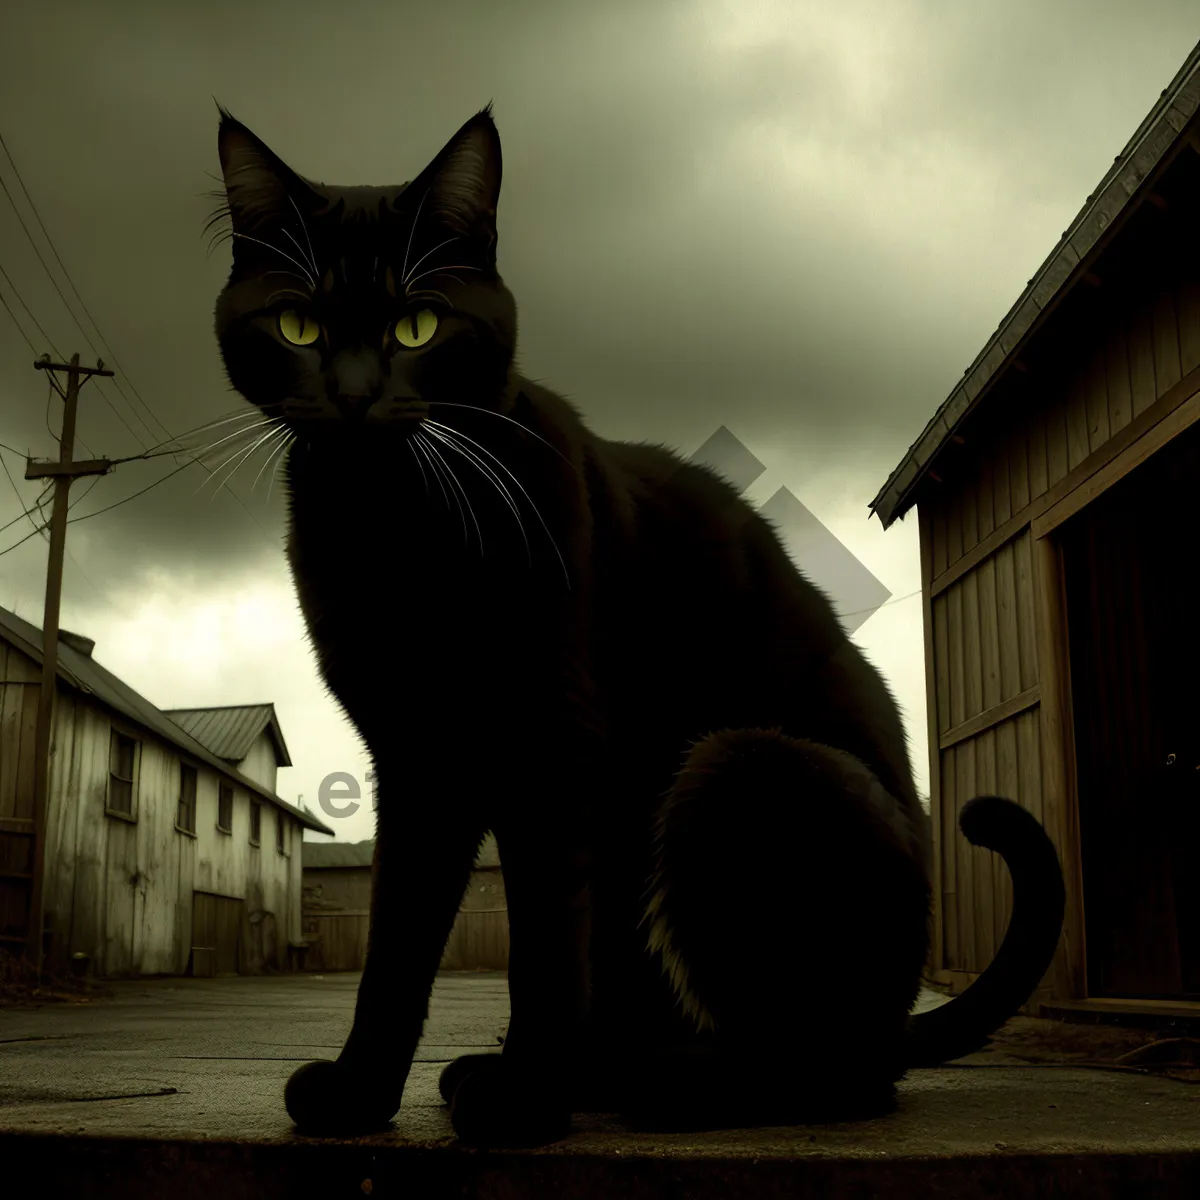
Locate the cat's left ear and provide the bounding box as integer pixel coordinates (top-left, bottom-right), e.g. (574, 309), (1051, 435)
(402, 105), (502, 252)
(217, 108), (323, 234)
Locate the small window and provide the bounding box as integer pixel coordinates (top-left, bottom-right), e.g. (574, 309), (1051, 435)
(250, 798), (262, 845)
(217, 783), (234, 834)
(177, 763), (197, 834)
(107, 730), (137, 817)
(276, 811), (287, 854)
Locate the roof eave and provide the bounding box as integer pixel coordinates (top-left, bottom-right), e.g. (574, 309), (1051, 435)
(871, 40), (1200, 531)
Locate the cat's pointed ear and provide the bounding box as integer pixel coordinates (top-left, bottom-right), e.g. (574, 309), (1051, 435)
(406, 105), (502, 248)
(217, 110), (320, 234)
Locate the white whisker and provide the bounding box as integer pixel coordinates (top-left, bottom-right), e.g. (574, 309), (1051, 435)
(403, 236), (459, 285)
(232, 232), (316, 289)
(401, 188), (431, 283)
(407, 438), (430, 497)
(426, 402), (578, 472)
(404, 264), (481, 291)
(423, 425), (525, 564)
(417, 431), (480, 552)
(286, 195), (319, 276)
(426, 420), (570, 589)
(251, 428), (294, 492)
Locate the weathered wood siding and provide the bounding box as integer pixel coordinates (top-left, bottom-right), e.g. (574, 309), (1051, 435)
(301, 860), (510, 972)
(235, 733), (278, 794)
(0, 637), (302, 976)
(924, 272), (1200, 984)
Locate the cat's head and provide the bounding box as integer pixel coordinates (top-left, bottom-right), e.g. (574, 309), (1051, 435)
(211, 105), (517, 440)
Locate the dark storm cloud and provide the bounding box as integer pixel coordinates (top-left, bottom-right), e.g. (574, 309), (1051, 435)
(0, 0), (1196, 815)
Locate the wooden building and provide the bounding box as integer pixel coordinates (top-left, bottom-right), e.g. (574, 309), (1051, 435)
(301, 832), (508, 972)
(0, 606), (334, 978)
(872, 41), (1200, 1017)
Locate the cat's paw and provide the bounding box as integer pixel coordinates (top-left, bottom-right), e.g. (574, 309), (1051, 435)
(284, 1059), (400, 1135)
(449, 1059), (573, 1146)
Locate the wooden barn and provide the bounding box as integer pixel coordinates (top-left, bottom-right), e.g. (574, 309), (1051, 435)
(301, 832), (508, 972)
(0, 605), (334, 978)
(872, 40), (1200, 1018)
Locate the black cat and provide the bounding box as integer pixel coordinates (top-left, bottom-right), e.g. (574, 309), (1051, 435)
(211, 105), (1065, 1146)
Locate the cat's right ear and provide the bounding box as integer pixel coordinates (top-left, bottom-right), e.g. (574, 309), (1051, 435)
(217, 109), (319, 234)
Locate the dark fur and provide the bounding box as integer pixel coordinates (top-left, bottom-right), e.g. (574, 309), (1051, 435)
(211, 105), (1065, 1145)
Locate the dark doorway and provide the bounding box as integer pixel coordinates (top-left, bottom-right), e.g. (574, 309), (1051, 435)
(1061, 417), (1200, 999)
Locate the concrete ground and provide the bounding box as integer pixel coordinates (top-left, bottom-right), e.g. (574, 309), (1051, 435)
(0, 971), (1198, 1198)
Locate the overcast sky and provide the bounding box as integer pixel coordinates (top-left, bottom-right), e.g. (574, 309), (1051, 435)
(0, 1), (1196, 844)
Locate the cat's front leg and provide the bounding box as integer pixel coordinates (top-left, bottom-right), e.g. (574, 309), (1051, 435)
(285, 798), (484, 1135)
(447, 806), (593, 1146)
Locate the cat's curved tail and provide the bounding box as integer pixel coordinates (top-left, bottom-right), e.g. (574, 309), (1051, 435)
(903, 795), (1066, 1068)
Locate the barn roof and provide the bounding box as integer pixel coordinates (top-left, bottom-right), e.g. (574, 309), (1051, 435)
(871, 37), (1200, 530)
(0, 605), (333, 836)
(302, 832), (502, 871)
(162, 703), (293, 768)
(303, 839), (375, 869)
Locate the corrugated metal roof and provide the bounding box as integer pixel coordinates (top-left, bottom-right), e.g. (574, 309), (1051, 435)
(871, 37), (1200, 530)
(303, 832), (501, 870)
(162, 703), (293, 767)
(0, 605), (333, 836)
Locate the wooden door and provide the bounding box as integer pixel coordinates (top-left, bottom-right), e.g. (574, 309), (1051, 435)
(191, 892), (244, 977)
(1062, 420), (1200, 998)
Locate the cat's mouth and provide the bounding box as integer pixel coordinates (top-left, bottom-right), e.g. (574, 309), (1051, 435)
(279, 398), (429, 427)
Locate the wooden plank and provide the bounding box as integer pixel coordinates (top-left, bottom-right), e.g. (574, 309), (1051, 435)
(919, 503), (944, 981)
(978, 556), (1001, 711)
(1085, 340), (1110, 454)
(961, 469), (979, 555)
(1152, 287), (1182, 398)
(1065, 366), (1090, 472)
(1105, 315), (1133, 436)
(1028, 404), (1050, 500)
(947, 584), (965, 729)
(995, 542), (1021, 701)
(1017, 708), (1043, 829)
(929, 362), (1200, 599)
(1045, 395), (1070, 487)
(941, 745), (958, 971)
(1178, 277), (1200, 376)
(0, 684), (22, 820)
(933, 594), (951, 737)
(955, 737), (979, 971)
(1033, 378), (1200, 540)
(1032, 534), (1083, 1001)
(995, 717), (1019, 949)
(939, 685), (1041, 750)
(946, 497), (963, 567)
(975, 728), (997, 965)
(992, 428), (1013, 527)
(1014, 531), (1039, 693)
(932, 502), (948, 578)
(14, 684), (39, 822)
(1128, 297), (1157, 418)
(976, 455), (995, 542)
(1009, 419), (1030, 513)
(962, 571), (983, 720)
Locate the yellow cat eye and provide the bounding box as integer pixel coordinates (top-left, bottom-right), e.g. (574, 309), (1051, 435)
(394, 308), (438, 349)
(279, 309), (320, 346)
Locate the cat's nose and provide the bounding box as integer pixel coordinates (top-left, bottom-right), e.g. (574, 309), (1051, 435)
(333, 394), (374, 422)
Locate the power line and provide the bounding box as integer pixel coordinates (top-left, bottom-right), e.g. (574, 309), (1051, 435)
(0, 129), (172, 447)
(0, 124), (281, 545)
(0, 137), (154, 450)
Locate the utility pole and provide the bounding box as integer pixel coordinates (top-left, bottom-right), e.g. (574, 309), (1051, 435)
(23, 354), (113, 977)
